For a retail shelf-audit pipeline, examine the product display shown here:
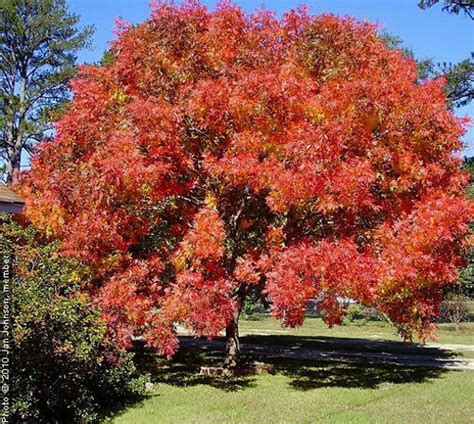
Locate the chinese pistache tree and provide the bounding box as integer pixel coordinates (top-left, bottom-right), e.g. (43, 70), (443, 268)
(19, 2), (472, 367)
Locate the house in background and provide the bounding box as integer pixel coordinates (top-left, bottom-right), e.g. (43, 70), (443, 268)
(0, 184), (24, 213)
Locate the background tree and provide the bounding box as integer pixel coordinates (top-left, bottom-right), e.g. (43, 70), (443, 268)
(382, 32), (473, 108)
(459, 156), (474, 297)
(438, 55), (474, 107)
(419, 0), (474, 301)
(0, 0), (93, 182)
(418, 0), (474, 19)
(19, 2), (472, 367)
(418, 0), (474, 107)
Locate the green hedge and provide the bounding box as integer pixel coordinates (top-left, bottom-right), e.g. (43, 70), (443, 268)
(0, 214), (150, 423)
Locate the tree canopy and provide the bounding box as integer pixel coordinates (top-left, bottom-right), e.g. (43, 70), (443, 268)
(19, 2), (473, 363)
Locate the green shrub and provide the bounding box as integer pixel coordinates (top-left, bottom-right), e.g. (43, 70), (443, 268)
(440, 293), (470, 325)
(0, 214), (150, 423)
(241, 293), (267, 321)
(344, 304), (385, 324)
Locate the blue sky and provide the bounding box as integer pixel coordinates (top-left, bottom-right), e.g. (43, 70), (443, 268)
(69, 0), (474, 155)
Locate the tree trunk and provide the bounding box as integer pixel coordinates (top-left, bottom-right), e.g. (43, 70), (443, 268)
(4, 74), (26, 182)
(224, 286), (246, 369)
(224, 310), (240, 369)
(5, 143), (22, 183)
(4, 74), (25, 183)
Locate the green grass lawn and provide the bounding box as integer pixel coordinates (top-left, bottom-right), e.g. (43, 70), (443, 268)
(240, 315), (474, 345)
(240, 316), (474, 358)
(109, 355), (473, 424)
(105, 317), (474, 423)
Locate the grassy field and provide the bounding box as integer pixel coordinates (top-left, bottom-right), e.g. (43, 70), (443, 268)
(240, 315), (474, 345)
(109, 357), (473, 424)
(106, 317), (474, 423)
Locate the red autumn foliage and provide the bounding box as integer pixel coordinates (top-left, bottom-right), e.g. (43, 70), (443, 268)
(19, 1), (472, 356)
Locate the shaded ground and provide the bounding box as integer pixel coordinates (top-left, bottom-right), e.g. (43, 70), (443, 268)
(174, 316), (474, 368)
(176, 335), (474, 370)
(133, 339), (452, 392)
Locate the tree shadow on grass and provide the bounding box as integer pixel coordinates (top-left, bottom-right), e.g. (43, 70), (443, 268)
(266, 357), (449, 391)
(134, 346), (258, 392)
(103, 336), (455, 422)
(238, 334), (457, 358)
(132, 334), (454, 394)
(99, 397), (151, 423)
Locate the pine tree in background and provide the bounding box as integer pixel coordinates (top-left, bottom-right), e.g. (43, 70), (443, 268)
(418, 0), (474, 107)
(419, 0), (474, 19)
(0, 0), (93, 182)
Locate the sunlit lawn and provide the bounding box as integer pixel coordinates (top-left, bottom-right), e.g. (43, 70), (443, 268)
(239, 315), (474, 345)
(239, 316), (474, 358)
(110, 371), (473, 424)
(106, 317), (474, 423)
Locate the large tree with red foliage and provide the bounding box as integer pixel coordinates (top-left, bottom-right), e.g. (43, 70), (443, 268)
(19, 1), (472, 367)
